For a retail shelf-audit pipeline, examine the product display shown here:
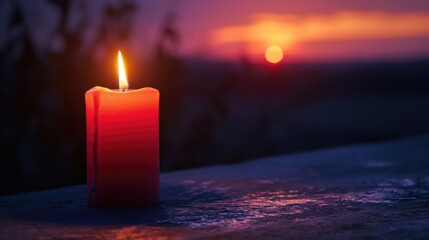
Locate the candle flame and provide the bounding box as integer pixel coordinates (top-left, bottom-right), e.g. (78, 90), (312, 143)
(118, 51), (128, 91)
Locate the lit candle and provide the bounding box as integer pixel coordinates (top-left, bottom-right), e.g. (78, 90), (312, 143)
(85, 51), (159, 208)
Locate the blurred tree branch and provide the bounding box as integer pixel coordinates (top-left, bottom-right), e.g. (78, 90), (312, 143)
(0, 0), (138, 195)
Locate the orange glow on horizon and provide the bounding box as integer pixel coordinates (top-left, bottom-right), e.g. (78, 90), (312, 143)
(118, 51), (129, 91)
(209, 11), (429, 59)
(265, 45), (283, 64)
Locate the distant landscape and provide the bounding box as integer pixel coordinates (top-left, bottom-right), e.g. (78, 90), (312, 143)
(159, 58), (429, 171)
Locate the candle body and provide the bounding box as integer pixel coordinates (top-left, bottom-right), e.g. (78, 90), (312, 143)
(85, 87), (159, 208)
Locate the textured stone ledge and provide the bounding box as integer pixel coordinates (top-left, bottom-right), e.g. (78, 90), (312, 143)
(1, 135), (429, 239)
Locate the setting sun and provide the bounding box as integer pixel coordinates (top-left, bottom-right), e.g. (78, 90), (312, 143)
(265, 45), (283, 64)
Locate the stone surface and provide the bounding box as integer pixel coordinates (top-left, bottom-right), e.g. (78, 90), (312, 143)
(1, 135), (429, 239)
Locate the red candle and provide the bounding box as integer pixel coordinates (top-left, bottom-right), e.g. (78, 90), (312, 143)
(85, 51), (159, 208)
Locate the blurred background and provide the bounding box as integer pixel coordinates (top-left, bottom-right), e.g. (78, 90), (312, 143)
(1, 0), (429, 196)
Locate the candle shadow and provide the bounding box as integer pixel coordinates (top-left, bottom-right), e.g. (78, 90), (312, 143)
(0, 183), (232, 227)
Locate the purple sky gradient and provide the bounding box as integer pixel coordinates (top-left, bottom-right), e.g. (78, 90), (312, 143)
(2, 0), (429, 62)
(136, 0), (429, 62)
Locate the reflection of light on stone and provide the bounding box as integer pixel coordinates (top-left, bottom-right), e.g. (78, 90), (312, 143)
(341, 191), (393, 204)
(161, 177), (429, 229)
(322, 182), (416, 204)
(183, 189), (323, 228)
(162, 183), (324, 229)
(256, 179), (277, 184)
(109, 226), (178, 240)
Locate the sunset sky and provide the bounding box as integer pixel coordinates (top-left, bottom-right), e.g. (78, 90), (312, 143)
(2, 0), (429, 63)
(135, 0), (429, 62)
